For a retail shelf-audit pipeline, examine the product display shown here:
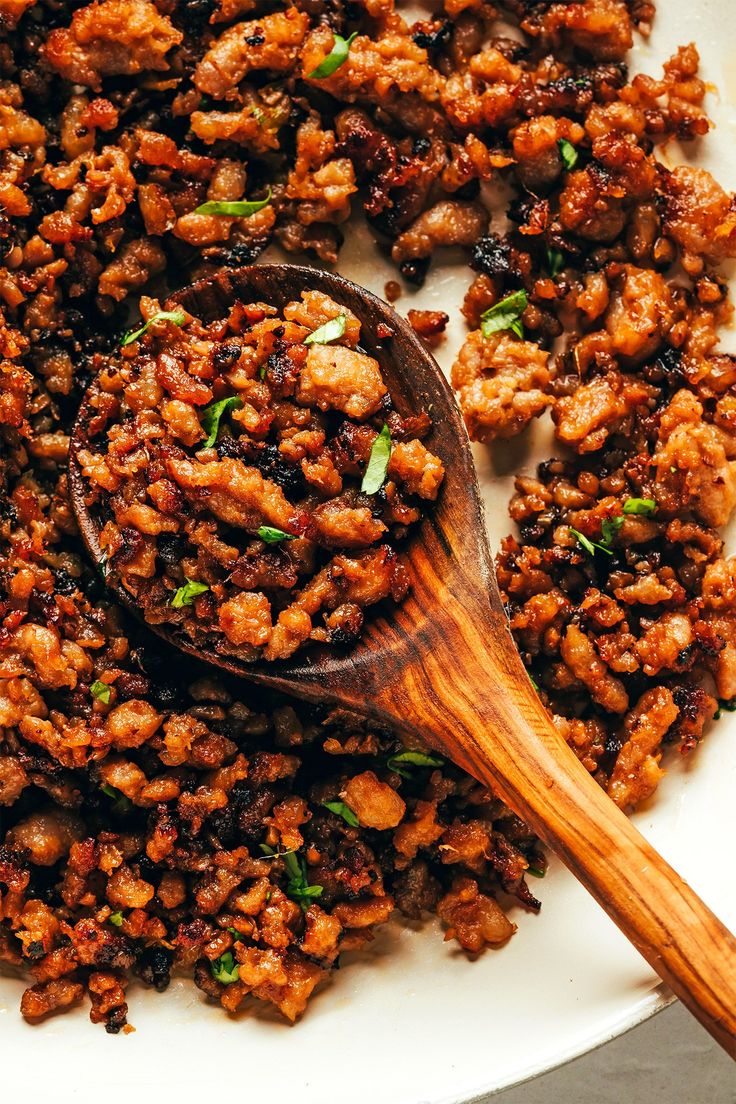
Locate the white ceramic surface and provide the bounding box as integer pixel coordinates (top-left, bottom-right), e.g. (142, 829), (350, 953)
(2, 2), (736, 1099)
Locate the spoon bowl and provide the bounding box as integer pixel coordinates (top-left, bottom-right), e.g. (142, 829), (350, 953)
(69, 264), (736, 1055)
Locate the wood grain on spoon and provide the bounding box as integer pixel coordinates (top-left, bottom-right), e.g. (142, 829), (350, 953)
(69, 265), (736, 1056)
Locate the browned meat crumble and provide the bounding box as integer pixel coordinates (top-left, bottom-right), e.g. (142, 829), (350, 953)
(73, 290), (443, 662)
(0, 0), (731, 1035)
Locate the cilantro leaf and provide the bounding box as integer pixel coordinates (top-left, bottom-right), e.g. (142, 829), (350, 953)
(171, 579), (209, 608)
(210, 951), (240, 985)
(558, 138), (579, 171)
(195, 188), (272, 217)
(568, 527), (613, 557)
(101, 783), (132, 814)
(480, 290), (528, 340)
(200, 395), (243, 448)
(90, 680), (111, 705)
(600, 515), (624, 547)
(109, 911), (124, 927)
(308, 32), (357, 79)
(623, 497), (656, 516)
(322, 800), (359, 827)
(258, 844), (323, 910)
(546, 247), (564, 277)
(121, 308), (187, 348)
(304, 313), (347, 346)
(283, 851), (323, 910)
(361, 424), (392, 494)
(387, 750), (444, 778)
(257, 526), (296, 543)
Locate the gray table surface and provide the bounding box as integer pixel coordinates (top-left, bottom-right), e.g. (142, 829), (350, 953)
(491, 1003), (734, 1102)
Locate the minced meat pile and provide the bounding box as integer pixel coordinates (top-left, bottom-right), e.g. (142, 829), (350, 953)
(73, 289), (444, 662)
(0, 0), (733, 1033)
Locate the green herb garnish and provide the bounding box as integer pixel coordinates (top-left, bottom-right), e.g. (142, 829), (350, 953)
(171, 579), (210, 608)
(558, 138), (579, 171)
(623, 497), (656, 516)
(526, 865), (546, 879)
(387, 750), (444, 779)
(546, 247), (564, 277)
(714, 699), (736, 720)
(109, 911), (124, 927)
(101, 783), (132, 814)
(195, 188), (272, 218)
(283, 851), (323, 910)
(257, 526), (296, 543)
(322, 800), (359, 827)
(600, 516), (624, 546)
(90, 680), (111, 705)
(259, 845), (322, 910)
(361, 424), (391, 494)
(568, 527), (613, 557)
(227, 926), (244, 942)
(200, 395), (243, 448)
(480, 289), (528, 340)
(121, 308), (187, 348)
(210, 951), (240, 985)
(308, 32), (357, 79)
(304, 313), (347, 346)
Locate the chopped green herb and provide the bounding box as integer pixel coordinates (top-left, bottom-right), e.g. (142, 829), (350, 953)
(284, 853), (323, 910)
(98, 553), (108, 579)
(258, 364), (267, 380)
(569, 527), (613, 557)
(200, 395), (243, 448)
(251, 106), (266, 127)
(259, 846), (323, 910)
(714, 698), (736, 719)
(526, 865), (546, 879)
(304, 313), (347, 346)
(171, 578), (210, 608)
(558, 138), (579, 171)
(600, 515), (624, 547)
(387, 750), (444, 779)
(210, 951), (240, 985)
(528, 673), (540, 692)
(101, 783), (132, 814)
(109, 911), (124, 927)
(546, 248), (565, 278)
(121, 308), (187, 348)
(480, 289), (528, 340)
(227, 926), (244, 942)
(257, 526), (296, 543)
(322, 800), (359, 827)
(623, 497), (656, 516)
(308, 31), (357, 79)
(195, 188), (272, 218)
(361, 424), (391, 494)
(90, 680), (112, 705)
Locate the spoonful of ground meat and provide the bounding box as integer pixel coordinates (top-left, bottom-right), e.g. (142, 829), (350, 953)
(69, 263), (736, 1056)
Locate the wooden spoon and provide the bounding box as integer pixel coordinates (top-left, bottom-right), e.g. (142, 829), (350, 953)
(69, 264), (736, 1056)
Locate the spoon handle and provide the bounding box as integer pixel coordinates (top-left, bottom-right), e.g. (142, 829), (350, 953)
(380, 609), (736, 1057)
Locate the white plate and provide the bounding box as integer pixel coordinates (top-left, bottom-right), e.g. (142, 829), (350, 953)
(2, 2), (736, 1098)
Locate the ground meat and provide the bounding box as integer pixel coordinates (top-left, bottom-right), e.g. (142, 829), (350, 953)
(73, 292), (443, 662)
(451, 330), (552, 441)
(0, 0), (731, 1035)
(44, 0), (183, 91)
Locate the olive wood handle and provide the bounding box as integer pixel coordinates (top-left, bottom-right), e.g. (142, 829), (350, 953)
(374, 601), (736, 1058)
